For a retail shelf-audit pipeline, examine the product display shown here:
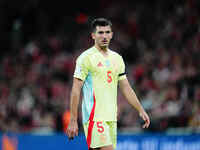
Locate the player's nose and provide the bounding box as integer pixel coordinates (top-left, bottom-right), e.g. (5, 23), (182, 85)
(102, 33), (108, 38)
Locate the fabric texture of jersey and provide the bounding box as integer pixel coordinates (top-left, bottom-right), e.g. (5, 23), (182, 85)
(74, 46), (126, 123)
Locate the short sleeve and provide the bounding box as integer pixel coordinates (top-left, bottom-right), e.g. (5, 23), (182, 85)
(118, 56), (127, 80)
(74, 55), (90, 81)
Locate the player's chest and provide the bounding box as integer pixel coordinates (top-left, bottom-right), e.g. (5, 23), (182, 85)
(90, 56), (119, 76)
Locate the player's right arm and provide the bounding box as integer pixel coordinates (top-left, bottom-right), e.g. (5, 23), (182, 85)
(66, 77), (84, 140)
(66, 52), (90, 140)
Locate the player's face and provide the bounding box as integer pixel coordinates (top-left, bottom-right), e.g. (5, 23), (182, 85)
(92, 26), (113, 49)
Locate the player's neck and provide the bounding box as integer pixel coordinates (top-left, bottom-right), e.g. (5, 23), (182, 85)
(95, 45), (109, 56)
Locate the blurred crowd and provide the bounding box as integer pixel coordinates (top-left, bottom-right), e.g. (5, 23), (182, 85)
(1, 0), (200, 134)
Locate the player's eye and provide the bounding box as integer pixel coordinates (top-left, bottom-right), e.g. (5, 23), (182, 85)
(98, 31), (104, 34)
(106, 31), (111, 34)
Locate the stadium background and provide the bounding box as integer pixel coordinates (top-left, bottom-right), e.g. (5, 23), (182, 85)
(0, 0), (200, 149)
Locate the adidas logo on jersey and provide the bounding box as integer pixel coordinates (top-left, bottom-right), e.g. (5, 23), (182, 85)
(97, 62), (103, 67)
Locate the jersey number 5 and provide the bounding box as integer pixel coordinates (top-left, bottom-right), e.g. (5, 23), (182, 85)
(107, 71), (112, 83)
(97, 122), (104, 133)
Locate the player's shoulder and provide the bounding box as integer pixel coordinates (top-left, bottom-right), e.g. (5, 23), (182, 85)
(109, 49), (123, 59)
(77, 47), (96, 61)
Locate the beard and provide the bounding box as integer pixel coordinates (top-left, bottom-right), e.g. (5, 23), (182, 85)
(100, 41), (109, 49)
(99, 45), (108, 51)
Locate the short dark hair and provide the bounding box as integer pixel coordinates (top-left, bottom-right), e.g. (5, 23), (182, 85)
(91, 18), (112, 33)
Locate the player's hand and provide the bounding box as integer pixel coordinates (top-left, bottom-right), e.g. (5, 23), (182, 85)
(66, 120), (78, 141)
(139, 111), (150, 128)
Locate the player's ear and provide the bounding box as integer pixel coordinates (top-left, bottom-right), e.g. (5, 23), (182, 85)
(111, 31), (113, 39)
(91, 32), (95, 40)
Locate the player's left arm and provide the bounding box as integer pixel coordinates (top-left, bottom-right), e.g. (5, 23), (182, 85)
(119, 78), (150, 128)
